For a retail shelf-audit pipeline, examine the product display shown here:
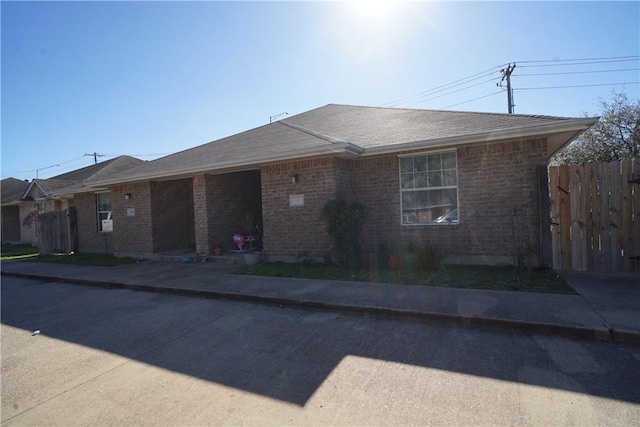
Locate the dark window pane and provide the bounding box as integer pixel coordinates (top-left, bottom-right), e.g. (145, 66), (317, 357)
(443, 189), (458, 208)
(400, 157), (414, 173)
(414, 156), (427, 172)
(442, 152), (456, 169)
(430, 189), (444, 206)
(401, 174), (414, 189)
(443, 169), (457, 186)
(427, 154), (442, 170)
(402, 192), (416, 209)
(416, 191), (429, 209)
(428, 171), (442, 187)
(414, 172), (428, 188)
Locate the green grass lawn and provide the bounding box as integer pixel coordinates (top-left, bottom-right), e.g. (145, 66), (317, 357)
(24, 253), (138, 267)
(236, 262), (576, 294)
(0, 243), (39, 260)
(2, 244), (137, 266)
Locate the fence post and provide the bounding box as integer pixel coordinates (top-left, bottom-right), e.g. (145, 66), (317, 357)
(633, 159), (640, 273)
(537, 165), (552, 267)
(549, 166), (562, 270)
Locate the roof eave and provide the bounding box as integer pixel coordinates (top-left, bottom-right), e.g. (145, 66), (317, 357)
(362, 117), (598, 157)
(85, 143), (365, 187)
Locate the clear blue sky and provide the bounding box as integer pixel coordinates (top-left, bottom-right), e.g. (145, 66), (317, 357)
(2, 1), (639, 180)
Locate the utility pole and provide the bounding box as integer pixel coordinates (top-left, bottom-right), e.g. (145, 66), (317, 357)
(84, 152), (105, 164)
(500, 63), (516, 114)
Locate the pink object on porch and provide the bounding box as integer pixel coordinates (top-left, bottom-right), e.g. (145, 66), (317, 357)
(233, 233), (246, 251)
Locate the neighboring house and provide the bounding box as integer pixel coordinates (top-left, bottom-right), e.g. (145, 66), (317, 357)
(1, 178), (30, 243)
(11, 156), (144, 247)
(69, 104), (596, 266)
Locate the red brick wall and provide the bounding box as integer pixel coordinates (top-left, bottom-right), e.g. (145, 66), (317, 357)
(453, 138), (547, 260)
(76, 137), (547, 265)
(349, 138), (548, 263)
(74, 192), (114, 254)
(193, 174), (211, 255)
(261, 158), (344, 259)
(150, 179), (194, 252)
(260, 138), (547, 264)
(111, 183), (153, 255)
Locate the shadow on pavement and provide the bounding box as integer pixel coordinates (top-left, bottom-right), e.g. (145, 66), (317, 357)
(2, 277), (639, 407)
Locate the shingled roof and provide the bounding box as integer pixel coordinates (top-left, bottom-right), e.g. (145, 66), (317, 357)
(87, 104), (597, 186)
(1, 178), (30, 205)
(23, 156), (145, 199)
(50, 155), (146, 196)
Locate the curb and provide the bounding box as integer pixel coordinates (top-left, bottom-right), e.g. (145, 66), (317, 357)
(3, 270), (636, 345)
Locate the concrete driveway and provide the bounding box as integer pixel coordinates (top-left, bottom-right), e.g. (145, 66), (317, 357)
(558, 271), (640, 342)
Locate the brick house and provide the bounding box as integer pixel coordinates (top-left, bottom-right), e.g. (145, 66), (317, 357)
(4, 156), (145, 248)
(1, 178), (30, 243)
(68, 104), (596, 266)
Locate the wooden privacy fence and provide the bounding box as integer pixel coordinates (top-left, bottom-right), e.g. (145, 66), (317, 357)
(38, 207), (77, 255)
(549, 159), (640, 273)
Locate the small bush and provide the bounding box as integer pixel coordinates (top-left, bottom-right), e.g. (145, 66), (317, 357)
(320, 196), (367, 270)
(407, 242), (443, 273)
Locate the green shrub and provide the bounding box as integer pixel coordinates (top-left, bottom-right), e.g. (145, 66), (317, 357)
(320, 196), (367, 270)
(407, 242), (443, 273)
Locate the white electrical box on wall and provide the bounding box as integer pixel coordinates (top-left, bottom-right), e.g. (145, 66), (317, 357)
(289, 194), (304, 207)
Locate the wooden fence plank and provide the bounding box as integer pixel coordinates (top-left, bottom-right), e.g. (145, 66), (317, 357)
(585, 163), (600, 272)
(632, 159), (640, 273)
(598, 162), (612, 272)
(549, 166), (562, 270)
(570, 164), (587, 271)
(68, 207), (78, 254)
(37, 210), (71, 255)
(609, 161), (622, 272)
(621, 160), (634, 272)
(559, 165), (572, 269)
(549, 160), (640, 273)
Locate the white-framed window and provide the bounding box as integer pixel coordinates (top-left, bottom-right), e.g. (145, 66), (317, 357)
(96, 192), (113, 232)
(399, 150), (459, 225)
(36, 202), (52, 212)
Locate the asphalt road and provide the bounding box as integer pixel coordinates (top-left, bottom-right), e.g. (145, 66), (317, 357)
(2, 276), (639, 426)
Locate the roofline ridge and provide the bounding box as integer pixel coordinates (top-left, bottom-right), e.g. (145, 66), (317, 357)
(277, 120), (345, 144)
(326, 103), (584, 120)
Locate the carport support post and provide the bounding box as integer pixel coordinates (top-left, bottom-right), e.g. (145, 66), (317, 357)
(193, 174), (212, 256)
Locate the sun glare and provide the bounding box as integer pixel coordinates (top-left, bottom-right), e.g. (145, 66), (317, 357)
(349, 0), (399, 19)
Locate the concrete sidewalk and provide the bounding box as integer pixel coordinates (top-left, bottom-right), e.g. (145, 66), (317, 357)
(2, 259), (638, 344)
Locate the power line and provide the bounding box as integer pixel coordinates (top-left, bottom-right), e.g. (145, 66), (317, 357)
(513, 68), (640, 77)
(518, 58), (639, 68)
(1, 156), (89, 179)
(384, 68), (503, 107)
(382, 56), (639, 110)
(514, 82), (640, 91)
(440, 90), (504, 110)
(381, 64), (506, 107)
(102, 152), (171, 158)
(404, 77), (499, 107)
(515, 55), (639, 64)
